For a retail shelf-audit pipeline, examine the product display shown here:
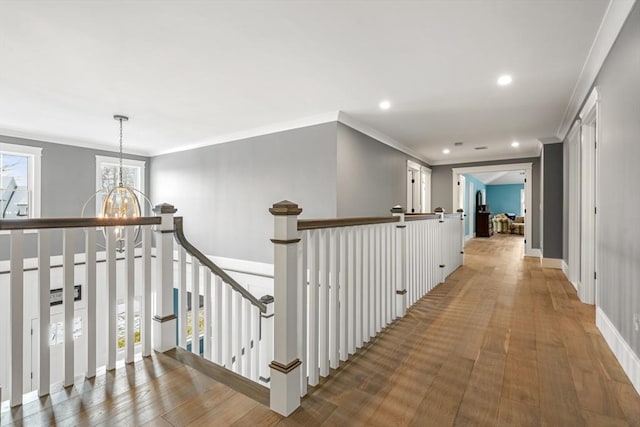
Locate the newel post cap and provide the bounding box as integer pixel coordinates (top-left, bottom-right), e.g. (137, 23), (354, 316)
(269, 200), (302, 216)
(390, 205), (406, 214)
(153, 203), (177, 214)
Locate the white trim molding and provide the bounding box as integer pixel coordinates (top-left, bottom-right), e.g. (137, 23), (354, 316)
(541, 257), (563, 269)
(596, 307), (640, 396)
(452, 163), (535, 257)
(525, 248), (542, 259)
(338, 112), (430, 164)
(557, 0), (635, 140)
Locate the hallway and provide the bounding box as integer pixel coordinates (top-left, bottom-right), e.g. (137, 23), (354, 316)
(3, 234), (639, 425)
(284, 233), (640, 425)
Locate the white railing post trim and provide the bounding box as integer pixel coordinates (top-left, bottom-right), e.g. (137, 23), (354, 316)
(269, 200), (302, 416)
(152, 203), (177, 352)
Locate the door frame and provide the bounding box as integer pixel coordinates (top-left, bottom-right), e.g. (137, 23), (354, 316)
(452, 163), (533, 256)
(579, 88), (598, 305)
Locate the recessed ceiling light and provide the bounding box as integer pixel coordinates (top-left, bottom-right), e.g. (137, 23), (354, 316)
(497, 75), (512, 86)
(511, 141), (520, 147)
(379, 100), (391, 110)
(443, 148), (450, 154)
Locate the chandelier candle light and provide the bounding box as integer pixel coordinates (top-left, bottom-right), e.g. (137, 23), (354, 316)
(101, 114), (142, 247)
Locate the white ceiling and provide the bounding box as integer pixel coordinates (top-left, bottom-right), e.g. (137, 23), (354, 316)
(469, 170), (525, 185)
(0, 1), (619, 163)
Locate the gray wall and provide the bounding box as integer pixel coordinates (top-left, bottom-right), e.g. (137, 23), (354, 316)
(150, 123), (338, 264)
(431, 157), (541, 249)
(0, 135), (149, 260)
(542, 143), (563, 259)
(591, 3), (640, 359)
(336, 123), (428, 217)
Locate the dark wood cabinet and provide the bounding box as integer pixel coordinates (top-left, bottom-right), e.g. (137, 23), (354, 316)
(476, 212), (492, 237)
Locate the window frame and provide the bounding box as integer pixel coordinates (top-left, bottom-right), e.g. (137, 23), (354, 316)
(95, 155), (146, 216)
(0, 141), (42, 220)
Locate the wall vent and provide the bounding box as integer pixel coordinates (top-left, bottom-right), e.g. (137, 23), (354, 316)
(454, 141), (464, 146)
(474, 146), (488, 150)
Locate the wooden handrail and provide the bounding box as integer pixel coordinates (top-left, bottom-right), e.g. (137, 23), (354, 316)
(298, 216), (399, 231)
(173, 217), (266, 313)
(0, 216), (161, 230)
(405, 214), (439, 221)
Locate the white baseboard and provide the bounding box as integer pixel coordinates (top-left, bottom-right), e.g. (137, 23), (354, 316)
(541, 257), (563, 269)
(464, 235), (473, 243)
(562, 260), (569, 276)
(596, 307), (640, 396)
(525, 248), (542, 259)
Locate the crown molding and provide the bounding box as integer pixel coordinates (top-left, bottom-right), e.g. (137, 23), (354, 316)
(337, 112), (431, 164)
(556, 0), (636, 141)
(154, 111), (340, 156)
(429, 151), (540, 166)
(538, 137), (562, 145)
(0, 128), (148, 156)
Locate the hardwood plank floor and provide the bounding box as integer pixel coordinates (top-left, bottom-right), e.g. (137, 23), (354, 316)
(2, 234), (638, 426)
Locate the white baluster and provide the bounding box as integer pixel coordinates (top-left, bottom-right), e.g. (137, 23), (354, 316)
(63, 229), (75, 387)
(362, 226), (370, 342)
(347, 228), (355, 354)
(178, 247), (187, 348)
(233, 290), (242, 373)
(298, 231), (308, 395)
(203, 271), (212, 360)
(259, 295), (274, 385)
(328, 229), (339, 369)
(85, 228), (97, 378)
(368, 227), (375, 339)
(214, 275), (223, 364)
(354, 227), (363, 348)
(39, 229), (51, 395)
(106, 226), (116, 371)
(338, 228), (347, 361)
(319, 229), (329, 377)
(308, 229), (319, 385)
(10, 230), (24, 407)
(142, 226), (152, 357)
(125, 226), (135, 364)
(191, 257), (200, 355)
(251, 305), (260, 382)
(224, 285), (232, 368)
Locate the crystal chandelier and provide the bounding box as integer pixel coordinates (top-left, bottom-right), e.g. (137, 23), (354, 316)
(101, 115), (142, 246)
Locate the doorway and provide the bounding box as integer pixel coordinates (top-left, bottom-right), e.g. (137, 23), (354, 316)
(452, 163), (533, 256)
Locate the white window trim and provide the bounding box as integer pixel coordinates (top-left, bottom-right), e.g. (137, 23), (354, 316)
(0, 141), (42, 219)
(95, 155), (146, 215)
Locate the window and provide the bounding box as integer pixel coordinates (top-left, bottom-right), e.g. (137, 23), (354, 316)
(95, 155), (146, 215)
(0, 142), (42, 219)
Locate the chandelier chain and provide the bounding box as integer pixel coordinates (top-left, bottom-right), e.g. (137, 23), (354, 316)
(118, 117), (124, 186)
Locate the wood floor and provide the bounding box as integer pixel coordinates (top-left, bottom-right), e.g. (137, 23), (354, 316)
(2, 234), (639, 426)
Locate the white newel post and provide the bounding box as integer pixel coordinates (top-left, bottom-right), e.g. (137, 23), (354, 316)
(269, 200), (302, 416)
(457, 208), (465, 258)
(152, 203), (177, 352)
(435, 207), (445, 283)
(391, 206), (407, 317)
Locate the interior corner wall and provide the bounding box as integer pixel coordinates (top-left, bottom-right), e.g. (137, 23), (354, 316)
(150, 122), (338, 264)
(431, 157), (541, 249)
(336, 123), (428, 217)
(591, 1), (640, 362)
(0, 135), (149, 261)
(542, 144), (563, 259)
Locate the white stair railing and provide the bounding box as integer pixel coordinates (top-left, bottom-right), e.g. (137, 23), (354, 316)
(0, 209), (175, 408)
(268, 201), (464, 416)
(172, 217), (270, 385)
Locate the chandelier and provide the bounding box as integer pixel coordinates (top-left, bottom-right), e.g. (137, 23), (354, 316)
(97, 115), (145, 250)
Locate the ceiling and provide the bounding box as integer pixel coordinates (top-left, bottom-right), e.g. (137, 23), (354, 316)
(468, 170), (525, 185)
(0, 1), (619, 163)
